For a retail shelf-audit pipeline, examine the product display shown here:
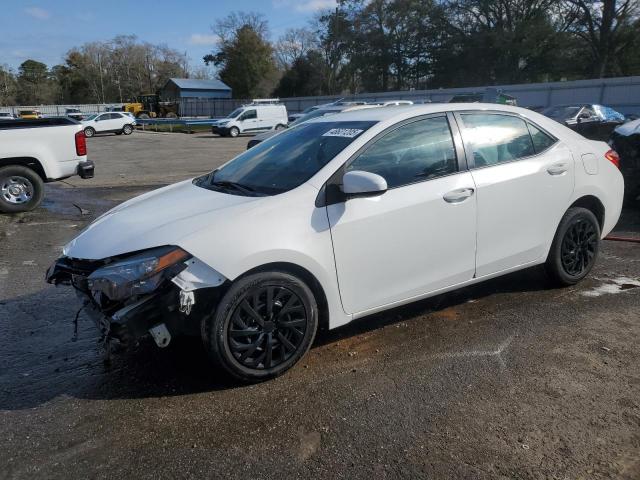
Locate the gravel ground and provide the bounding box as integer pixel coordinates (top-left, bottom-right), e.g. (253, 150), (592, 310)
(1, 131), (639, 479)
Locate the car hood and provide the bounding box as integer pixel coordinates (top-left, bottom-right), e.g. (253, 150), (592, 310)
(64, 179), (261, 260)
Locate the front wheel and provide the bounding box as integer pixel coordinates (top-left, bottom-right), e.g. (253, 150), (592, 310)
(0, 165), (45, 213)
(545, 207), (600, 286)
(84, 127), (95, 138)
(274, 124), (286, 131)
(203, 271), (318, 382)
(122, 124), (133, 135)
(228, 126), (240, 137)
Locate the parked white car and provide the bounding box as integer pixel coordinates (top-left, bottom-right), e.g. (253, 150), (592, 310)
(82, 112), (135, 137)
(211, 104), (288, 137)
(0, 112), (15, 120)
(48, 104), (624, 382)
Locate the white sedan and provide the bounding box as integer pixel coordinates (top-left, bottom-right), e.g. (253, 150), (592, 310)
(81, 112), (135, 137)
(47, 104), (624, 382)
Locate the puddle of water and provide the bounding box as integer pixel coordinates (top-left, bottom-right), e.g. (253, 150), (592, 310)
(581, 277), (640, 297)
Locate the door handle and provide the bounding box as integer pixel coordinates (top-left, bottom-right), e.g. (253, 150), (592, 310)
(547, 163), (567, 175)
(443, 188), (474, 203)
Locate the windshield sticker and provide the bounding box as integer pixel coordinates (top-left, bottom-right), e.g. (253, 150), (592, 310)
(322, 128), (364, 138)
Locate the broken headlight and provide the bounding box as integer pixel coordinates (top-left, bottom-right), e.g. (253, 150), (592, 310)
(87, 246), (190, 301)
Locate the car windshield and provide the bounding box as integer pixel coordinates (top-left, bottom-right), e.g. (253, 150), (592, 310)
(226, 108), (244, 119)
(542, 105), (582, 120)
(196, 120), (376, 196)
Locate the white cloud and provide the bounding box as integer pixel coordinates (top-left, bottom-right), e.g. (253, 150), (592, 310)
(273, 0), (337, 12)
(188, 33), (219, 46)
(24, 7), (50, 20)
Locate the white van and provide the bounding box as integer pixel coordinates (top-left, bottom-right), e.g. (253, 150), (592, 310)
(212, 104), (288, 137)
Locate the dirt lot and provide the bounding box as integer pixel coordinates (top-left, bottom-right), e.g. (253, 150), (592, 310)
(1, 131), (639, 479)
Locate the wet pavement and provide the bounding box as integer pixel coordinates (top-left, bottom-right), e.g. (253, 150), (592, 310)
(1, 132), (639, 479)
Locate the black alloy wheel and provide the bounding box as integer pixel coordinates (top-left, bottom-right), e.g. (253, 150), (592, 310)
(227, 285), (307, 370)
(545, 207), (600, 286)
(204, 271), (318, 382)
(560, 218), (598, 276)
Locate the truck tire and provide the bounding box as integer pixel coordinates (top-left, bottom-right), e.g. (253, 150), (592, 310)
(0, 165), (45, 213)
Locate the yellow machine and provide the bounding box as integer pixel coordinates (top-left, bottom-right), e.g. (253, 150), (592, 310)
(124, 94), (178, 119)
(18, 109), (41, 119)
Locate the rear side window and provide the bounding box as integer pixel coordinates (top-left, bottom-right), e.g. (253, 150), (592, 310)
(109, 113), (121, 119)
(461, 113), (535, 167)
(527, 123), (557, 153)
(347, 116), (457, 188)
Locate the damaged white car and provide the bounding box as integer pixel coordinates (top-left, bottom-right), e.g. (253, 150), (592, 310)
(47, 105), (624, 382)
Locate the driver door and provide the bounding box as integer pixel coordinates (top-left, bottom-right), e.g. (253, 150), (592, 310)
(326, 115), (477, 314)
(239, 109), (258, 132)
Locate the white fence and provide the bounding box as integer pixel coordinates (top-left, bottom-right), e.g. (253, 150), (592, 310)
(3, 75), (639, 118)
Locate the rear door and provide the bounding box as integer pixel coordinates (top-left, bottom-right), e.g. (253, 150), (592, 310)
(326, 114), (477, 314)
(456, 112), (574, 277)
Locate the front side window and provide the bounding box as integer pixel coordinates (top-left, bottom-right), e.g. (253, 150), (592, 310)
(97, 114), (110, 121)
(461, 113), (535, 167)
(346, 116), (457, 188)
(241, 110), (257, 120)
(196, 120), (376, 196)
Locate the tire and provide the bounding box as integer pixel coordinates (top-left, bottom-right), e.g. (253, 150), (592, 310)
(203, 271), (318, 382)
(229, 126), (240, 138)
(122, 124), (133, 135)
(0, 165), (45, 213)
(84, 127), (95, 138)
(545, 207), (601, 286)
(275, 124), (286, 131)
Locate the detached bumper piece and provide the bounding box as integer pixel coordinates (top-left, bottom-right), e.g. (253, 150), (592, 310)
(46, 254), (226, 348)
(77, 160), (95, 179)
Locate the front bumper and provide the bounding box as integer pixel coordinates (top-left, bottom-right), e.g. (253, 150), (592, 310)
(46, 255), (225, 346)
(77, 160), (95, 179)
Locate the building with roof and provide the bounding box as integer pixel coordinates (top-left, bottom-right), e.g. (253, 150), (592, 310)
(160, 78), (232, 100)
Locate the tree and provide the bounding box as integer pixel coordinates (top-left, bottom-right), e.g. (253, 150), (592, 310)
(16, 60), (58, 104)
(275, 28), (318, 69)
(204, 12), (278, 98)
(563, 0), (640, 77)
(0, 65), (18, 105)
(273, 50), (326, 97)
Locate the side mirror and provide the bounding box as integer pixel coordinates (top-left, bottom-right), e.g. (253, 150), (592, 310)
(341, 170), (387, 197)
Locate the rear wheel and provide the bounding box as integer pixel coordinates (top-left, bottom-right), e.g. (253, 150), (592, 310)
(545, 207), (600, 286)
(228, 126), (240, 138)
(203, 271), (318, 382)
(84, 127), (95, 138)
(275, 124), (286, 131)
(0, 165), (44, 213)
(122, 124), (133, 135)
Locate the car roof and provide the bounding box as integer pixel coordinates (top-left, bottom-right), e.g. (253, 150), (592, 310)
(305, 103), (535, 123)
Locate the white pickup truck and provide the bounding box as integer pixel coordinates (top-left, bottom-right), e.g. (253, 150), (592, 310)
(0, 117), (94, 213)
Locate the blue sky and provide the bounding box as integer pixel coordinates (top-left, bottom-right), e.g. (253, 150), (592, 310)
(1, 0), (337, 70)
